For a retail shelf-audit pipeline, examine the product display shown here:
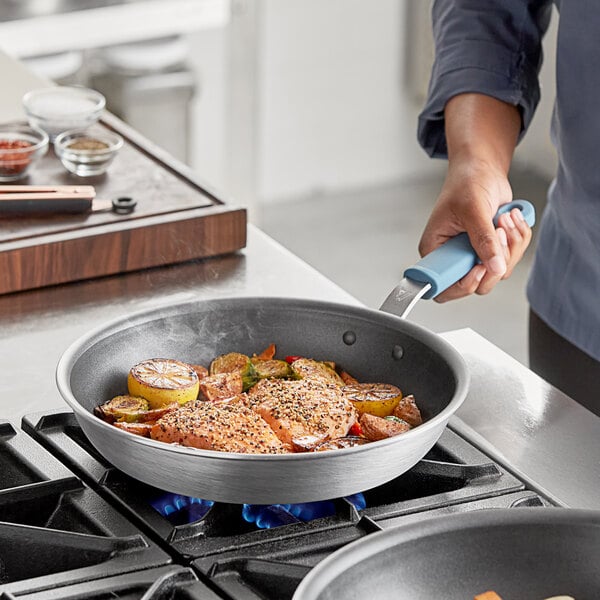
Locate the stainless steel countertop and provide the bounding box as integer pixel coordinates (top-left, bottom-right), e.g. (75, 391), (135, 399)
(445, 328), (600, 510)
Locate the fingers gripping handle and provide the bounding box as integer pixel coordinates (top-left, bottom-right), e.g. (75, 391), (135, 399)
(404, 200), (536, 300)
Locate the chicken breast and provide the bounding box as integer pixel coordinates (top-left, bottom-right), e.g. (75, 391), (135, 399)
(247, 378), (357, 450)
(150, 398), (287, 454)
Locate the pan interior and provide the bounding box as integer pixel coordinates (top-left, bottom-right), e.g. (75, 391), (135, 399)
(68, 299), (460, 422)
(301, 510), (600, 600)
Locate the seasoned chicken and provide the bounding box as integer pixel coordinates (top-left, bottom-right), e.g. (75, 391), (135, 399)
(247, 378), (357, 450)
(150, 398), (287, 454)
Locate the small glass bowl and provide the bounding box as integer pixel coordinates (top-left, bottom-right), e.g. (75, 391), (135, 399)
(54, 128), (123, 177)
(0, 122), (49, 181)
(23, 86), (105, 141)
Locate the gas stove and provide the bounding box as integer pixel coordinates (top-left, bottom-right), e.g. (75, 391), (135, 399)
(0, 410), (552, 599)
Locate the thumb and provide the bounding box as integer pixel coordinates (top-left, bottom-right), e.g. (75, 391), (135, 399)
(464, 209), (507, 276)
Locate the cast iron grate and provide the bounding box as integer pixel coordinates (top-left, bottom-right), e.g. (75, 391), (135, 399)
(0, 566), (224, 600)
(0, 421), (171, 597)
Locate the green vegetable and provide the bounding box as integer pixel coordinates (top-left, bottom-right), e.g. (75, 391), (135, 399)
(95, 395), (149, 422)
(252, 358), (293, 379)
(210, 352), (258, 391)
(384, 415), (410, 426)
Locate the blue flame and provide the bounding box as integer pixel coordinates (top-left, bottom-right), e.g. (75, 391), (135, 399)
(149, 491), (366, 529)
(242, 503), (302, 529)
(345, 492), (367, 511)
(242, 493), (366, 529)
(149, 493), (214, 524)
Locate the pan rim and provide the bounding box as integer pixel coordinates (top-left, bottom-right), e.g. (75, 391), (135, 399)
(292, 507), (600, 599)
(56, 295), (470, 462)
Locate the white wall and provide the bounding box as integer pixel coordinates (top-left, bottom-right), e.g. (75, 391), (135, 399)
(185, 0), (557, 209)
(186, 27), (228, 192)
(256, 0), (440, 204)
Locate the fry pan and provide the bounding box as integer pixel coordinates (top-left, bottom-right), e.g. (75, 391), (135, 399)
(292, 508), (600, 599)
(55, 201), (534, 504)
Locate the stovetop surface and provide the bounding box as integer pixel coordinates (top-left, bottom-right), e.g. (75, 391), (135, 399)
(0, 412), (553, 599)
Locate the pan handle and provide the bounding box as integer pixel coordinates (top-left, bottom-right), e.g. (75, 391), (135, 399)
(404, 199), (536, 300)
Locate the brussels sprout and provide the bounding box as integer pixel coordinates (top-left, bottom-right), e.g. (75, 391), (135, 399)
(210, 352), (258, 391)
(95, 395), (149, 423)
(252, 359), (293, 380)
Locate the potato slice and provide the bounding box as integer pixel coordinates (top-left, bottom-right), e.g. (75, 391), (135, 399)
(199, 372), (244, 401)
(359, 413), (411, 441)
(393, 394), (423, 427)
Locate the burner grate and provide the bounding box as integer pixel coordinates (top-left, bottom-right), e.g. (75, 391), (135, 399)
(0, 421), (170, 596)
(0, 565), (224, 600)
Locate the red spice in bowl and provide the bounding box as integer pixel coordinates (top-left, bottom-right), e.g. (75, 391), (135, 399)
(0, 123), (49, 181)
(0, 139), (34, 177)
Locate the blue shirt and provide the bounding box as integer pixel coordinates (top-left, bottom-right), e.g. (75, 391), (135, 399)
(418, 0), (600, 361)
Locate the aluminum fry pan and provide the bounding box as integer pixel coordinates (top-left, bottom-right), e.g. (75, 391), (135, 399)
(56, 296), (469, 504)
(293, 507), (600, 599)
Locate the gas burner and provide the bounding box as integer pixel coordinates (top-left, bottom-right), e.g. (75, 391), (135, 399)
(17, 409), (552, 600)
(148, 491), (366, 529)
(149, 492), (214, 525)
(242, 492), (367, 529)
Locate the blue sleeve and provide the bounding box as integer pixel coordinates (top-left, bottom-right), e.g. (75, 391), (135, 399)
(418, 0), (553, 158)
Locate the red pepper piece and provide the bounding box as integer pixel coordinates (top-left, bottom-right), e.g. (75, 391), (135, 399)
(285, 355), (303, 363)
(349, 422), (363, 437)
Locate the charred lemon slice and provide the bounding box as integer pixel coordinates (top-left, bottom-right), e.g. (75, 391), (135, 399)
(127, 358), (200, 408)
(341, 383), (402, 417)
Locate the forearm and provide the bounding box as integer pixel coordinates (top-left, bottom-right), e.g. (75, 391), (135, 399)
(444, 93), (521, 176)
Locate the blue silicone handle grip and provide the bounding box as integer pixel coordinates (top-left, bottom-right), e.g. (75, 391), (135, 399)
(404, 199), (536, 300)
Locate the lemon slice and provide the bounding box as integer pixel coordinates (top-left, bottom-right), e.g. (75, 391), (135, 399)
(127, 358), (199, 408)
(341, 382), (402, 417)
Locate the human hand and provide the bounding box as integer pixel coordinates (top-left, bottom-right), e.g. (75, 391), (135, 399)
(419, 158), (533, 303)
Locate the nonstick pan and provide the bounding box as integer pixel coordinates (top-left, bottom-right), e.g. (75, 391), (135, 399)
(292, 507), (600, 599)
(55, 201), (534, 504)
(56, 296), (469, 504)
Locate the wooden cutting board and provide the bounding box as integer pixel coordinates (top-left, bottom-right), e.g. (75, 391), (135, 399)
(0, 114), (247, 295)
